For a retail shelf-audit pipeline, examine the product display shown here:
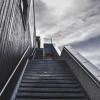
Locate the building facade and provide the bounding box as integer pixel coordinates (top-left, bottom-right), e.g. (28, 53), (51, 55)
(0, 0), (33, 91)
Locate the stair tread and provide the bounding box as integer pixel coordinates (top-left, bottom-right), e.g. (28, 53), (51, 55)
(21, 80), (78, 84)
(16, 99), (88, 100)
(19, 83), (80, 88)
(16, 92), (86, 98)
(22, 77), (76, 80)
(15, 59), (89, 100)
(18, 87), (82, 93)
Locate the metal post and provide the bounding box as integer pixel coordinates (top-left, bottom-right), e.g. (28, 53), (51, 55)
(51, 37), (52, 44)
(33, 0), (36, 36)
(33, 0), (37, 47)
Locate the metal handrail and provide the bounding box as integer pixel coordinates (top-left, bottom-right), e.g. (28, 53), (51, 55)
(0, 46), (30, 96)
(11, 47), (36, 100)
(64, 47), (100, 88)
(30, 46), (36, 59)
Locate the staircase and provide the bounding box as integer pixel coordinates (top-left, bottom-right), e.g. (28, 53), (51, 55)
(15, 59), (90, 100)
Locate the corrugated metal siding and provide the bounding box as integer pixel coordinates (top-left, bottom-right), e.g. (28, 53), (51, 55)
(0, 0), (32, 91)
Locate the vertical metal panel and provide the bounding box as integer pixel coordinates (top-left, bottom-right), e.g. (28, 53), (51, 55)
(0, 0), (32, 91)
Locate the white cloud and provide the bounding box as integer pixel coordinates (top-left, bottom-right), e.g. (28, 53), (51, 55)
(42, 0), (74, 15)
(30, 0), (100, 68)
(76, 47), (100, 69)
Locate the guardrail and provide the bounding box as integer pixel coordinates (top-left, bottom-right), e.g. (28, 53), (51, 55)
(0, 46), (30, 100)
(61, 45), (100, 100)
(11, 47), (36, 100)
(64, 45), (100, 84)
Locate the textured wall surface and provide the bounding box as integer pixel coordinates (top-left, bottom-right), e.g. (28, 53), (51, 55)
(0, 0), (32, 91)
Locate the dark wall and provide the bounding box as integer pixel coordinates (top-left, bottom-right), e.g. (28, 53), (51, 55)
(44, 44), (59, 59)
(0, 0), (32, 91)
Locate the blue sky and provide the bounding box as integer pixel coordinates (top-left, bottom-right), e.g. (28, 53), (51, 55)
(29, 0), (100, 69)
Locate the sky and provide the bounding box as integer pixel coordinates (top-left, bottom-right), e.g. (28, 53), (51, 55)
(29, 0), (100, 69)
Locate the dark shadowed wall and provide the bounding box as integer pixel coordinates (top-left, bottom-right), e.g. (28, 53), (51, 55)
(0, 0), (32, 91)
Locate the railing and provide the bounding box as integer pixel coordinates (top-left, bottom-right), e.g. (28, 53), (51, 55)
(61, 45), (100, 100)
(43, 37), (53, 44)
(11, 47), (36, 100)
(44, 43), (100, 99)
(64, 46), (100, 86)
(0, 46), (31, 99)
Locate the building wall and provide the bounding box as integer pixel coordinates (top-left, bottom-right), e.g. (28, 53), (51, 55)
(0, 0), (32, 91)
